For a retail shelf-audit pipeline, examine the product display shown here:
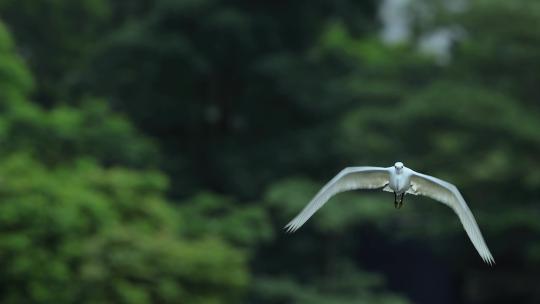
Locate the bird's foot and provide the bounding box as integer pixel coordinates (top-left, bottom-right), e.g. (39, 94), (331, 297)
(394, 193), (404, 209)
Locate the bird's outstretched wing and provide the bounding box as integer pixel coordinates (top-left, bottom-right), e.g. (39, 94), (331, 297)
(285, 167), (390, 233)
(409, 171), (495, 265)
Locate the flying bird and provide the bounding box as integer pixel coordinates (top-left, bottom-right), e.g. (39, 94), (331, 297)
(284, 162), (495, 265)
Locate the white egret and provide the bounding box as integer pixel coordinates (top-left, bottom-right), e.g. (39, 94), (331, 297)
(285, 162), (495, 265)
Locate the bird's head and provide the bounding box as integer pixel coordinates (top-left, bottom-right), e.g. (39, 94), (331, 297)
(394, 162), (404, 172)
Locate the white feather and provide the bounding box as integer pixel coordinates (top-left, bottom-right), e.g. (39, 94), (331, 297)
(409, 171), (495, 265)
(284, 167), (390, 232)
(285, 162), (495, 265)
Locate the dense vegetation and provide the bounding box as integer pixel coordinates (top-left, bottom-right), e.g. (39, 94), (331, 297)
(0, 0), (539, 303)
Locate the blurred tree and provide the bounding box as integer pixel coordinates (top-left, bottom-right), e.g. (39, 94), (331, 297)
(413, 0), (540, 105)
(246, 3), (540, 301)
(178, 192), (273, 248)
(0, 20), (33, 105)
(77, 0), (378, 199)
(0, 0), (112, 104)
(1, 0), (540, 303)
(455, 0), (540, 106)
(0, 20), (157, 168)
(0, 20), (251, 303)
(0, 156), (248, 303)
(0, 99), (159, 168)
(252, 264), (411, 304)
(300, 3), (540, 301)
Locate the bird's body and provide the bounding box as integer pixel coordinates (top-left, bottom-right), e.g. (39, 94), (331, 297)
(285, 162), (495, 265)
(388, 162), (411, 194)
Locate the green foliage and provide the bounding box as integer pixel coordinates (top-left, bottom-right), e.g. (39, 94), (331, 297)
(0, 100), (158, 167)
(0, 155), (248, 303)
(78, 0), (379, 199)
(0, 20), (249, 304)
(0, 20), (156, 168)
(253, 264), (411, 304)
(0, 0), (111, 103)
(0, 21), (33, 104)
(178, 192), (273, 248)
(1, 0), (540, 303)
(451, 0), (540, 102)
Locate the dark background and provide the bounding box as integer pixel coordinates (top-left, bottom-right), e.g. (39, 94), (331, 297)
(0, 0), (539, 303)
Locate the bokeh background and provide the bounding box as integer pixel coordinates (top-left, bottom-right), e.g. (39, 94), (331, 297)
(0, 0), (538, 303)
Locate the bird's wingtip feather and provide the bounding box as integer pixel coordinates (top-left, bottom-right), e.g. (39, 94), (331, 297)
(283, 221), (299, 233)
(482, 254), (495, 266)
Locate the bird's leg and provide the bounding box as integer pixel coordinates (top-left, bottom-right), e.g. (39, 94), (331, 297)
(398, 193), (404, 208)
(394, 192), (399, 209)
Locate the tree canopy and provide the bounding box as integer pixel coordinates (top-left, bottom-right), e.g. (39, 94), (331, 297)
(0, 0), (539, 303)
